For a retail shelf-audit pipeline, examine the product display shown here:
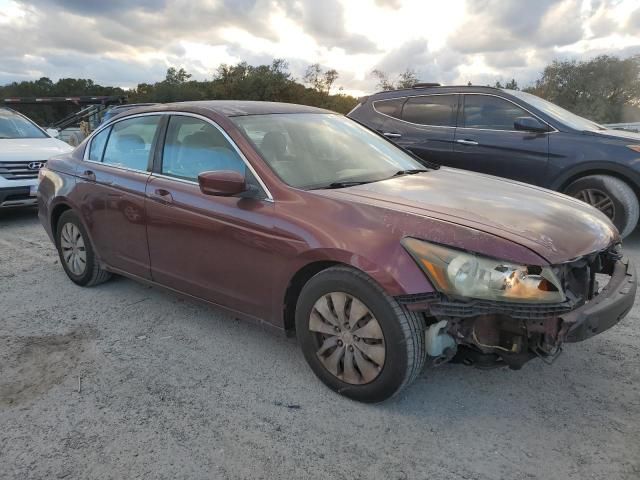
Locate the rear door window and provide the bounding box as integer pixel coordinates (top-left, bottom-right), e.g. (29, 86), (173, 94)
(401, 95), (458, 126)
(87, 127), (110, 161)
(102, 116), (161, 171)
(373, 98), (406, 119)
(462, 95), (530, 131)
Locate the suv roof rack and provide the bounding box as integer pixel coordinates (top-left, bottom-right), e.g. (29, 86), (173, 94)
(412, 83), (441, 88)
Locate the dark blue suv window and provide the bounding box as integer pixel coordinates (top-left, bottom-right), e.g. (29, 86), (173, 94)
(373, 98), (405, 119)
(402, 95), (457, 126)
(462, 95), (529, 131)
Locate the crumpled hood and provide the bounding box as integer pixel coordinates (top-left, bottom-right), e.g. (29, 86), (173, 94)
(0, 138), (73, 162)
(321, 167), (617, 264)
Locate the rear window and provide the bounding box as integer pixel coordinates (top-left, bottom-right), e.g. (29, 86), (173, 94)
(402, 95), (457, 126)
(373, 98), (405, 119)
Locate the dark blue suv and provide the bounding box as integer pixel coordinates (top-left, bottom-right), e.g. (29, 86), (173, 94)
(348, 85), (640, 237)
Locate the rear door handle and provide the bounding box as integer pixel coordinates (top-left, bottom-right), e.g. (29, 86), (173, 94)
(382, 132), (402, 138)
(80, 170), (96, 182)
(148, 188), (173, 204)
(456, 139), (479, 146)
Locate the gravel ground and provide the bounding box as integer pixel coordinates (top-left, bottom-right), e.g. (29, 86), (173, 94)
(1, 207), (639, 480)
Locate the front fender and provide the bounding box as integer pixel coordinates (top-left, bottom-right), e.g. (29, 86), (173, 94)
(293, 246), (435, 296)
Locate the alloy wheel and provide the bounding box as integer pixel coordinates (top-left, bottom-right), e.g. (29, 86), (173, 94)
(574, 188), (615, 221)
(309, 292), (386, 385)
(60, 223), (87, 276)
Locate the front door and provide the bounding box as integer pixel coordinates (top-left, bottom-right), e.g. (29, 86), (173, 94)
(453, 94), (550, 185)
(74, 115), (161, 279)
(144, 114), (278, 319)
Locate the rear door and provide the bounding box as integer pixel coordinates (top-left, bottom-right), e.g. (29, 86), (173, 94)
(74, 115), (161, 279)
(453, 94), (550, 184)
(373, 94), (458, 166)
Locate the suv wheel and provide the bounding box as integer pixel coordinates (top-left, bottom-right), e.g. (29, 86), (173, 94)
(295, 266), (427, 403)
(565, 175), (639, 238)
(56, 210), (111, 286)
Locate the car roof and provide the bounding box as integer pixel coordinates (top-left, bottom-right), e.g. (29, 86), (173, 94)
(121, 100), (332, 118)
(109, 103), (157, 110)
(367, 85), (509, 101)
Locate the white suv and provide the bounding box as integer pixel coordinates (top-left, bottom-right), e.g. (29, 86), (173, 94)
(0, 108), (73, 208)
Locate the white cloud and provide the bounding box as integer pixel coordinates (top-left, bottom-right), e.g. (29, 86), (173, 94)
(0, 0), (638, 94)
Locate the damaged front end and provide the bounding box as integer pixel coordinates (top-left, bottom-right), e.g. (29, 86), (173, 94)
(398, 241), (636, 370)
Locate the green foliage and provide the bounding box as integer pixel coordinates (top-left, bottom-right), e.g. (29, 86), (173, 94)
(492, 79), (519, 90)
(3, 55), (639, 126)
(0, 60), (359, 126)
(371, 68), (418, 90)
(303, 63), (339, 94)
(524, 55), (640, 123)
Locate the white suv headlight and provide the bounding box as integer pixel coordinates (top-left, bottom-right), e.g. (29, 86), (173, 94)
(402, 237), (565, 303)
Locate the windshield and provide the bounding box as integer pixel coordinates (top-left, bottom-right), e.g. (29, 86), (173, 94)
(0, 109), (47, 139)
(232, 113), (428, 189)
(506, 89), (606, 132)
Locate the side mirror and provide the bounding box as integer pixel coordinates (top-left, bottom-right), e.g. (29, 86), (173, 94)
(46, 128), (60, 138)
(198, 170), (246, 196)
(514, 116), (549, 133)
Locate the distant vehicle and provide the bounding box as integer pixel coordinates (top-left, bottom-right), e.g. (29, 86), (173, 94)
(349, 85), (640, 237)
(100, 103), (157, 126)
(0, 107), (72, 208)
(38, 101), (635, 402)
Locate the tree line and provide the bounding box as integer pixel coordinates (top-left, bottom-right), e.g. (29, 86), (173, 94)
(1, 55), (638, 126)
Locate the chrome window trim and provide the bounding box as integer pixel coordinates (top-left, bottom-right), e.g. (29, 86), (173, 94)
(82, 110), (274, 202)
(83, 157), (150, 176)
(371, 92), (557, 133)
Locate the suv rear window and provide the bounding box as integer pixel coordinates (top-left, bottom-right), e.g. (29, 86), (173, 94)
(402, 95), (457, 126)
(373, 98), (405, 119)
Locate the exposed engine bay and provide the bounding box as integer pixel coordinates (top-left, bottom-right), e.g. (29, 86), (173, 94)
(399, 244), (634, 370)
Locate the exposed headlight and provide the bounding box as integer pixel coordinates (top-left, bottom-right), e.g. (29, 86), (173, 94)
(402, 238), (565, 303)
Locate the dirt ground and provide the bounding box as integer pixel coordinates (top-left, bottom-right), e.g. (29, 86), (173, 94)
(1, 207), (639, 480)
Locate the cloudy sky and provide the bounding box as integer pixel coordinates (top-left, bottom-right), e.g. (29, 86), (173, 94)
(0, 0), (639, 95)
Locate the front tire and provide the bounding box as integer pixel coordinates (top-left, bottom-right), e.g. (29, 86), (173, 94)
(565, 175), (639, 238)
(295, 266), (427, 403)
(56, 210), (111, 287)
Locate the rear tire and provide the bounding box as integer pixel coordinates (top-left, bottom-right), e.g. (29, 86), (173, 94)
(565, 175), (639, 238)
(56, 210), (111, 287)
(295, 266), (427, 403)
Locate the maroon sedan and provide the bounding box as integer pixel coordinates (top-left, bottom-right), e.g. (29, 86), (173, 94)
(38, 101), (636, 402)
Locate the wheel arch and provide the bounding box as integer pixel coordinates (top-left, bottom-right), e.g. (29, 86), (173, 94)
(278, 246), (434, 333)
(50, 202), (73, 243)
(552, 162), (640, 199)
(282, 260), (344, 334)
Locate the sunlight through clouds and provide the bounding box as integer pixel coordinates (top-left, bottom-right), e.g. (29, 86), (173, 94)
(0, 0), (638, 93)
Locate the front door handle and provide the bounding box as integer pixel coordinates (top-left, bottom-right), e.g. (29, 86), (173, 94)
(80, 170), (96, 182)
(382, 132), (402, 138)
(148, 188), (173, 204)
(456, 139), (479, 146)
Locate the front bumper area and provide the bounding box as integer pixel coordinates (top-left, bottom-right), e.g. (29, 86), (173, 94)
(561, 257), (636, 342)
(397, 256), (636, 369)
(0, 186), (38, 208)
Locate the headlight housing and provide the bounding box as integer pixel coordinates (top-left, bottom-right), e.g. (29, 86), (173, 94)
(402, 238), (565, 303)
